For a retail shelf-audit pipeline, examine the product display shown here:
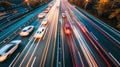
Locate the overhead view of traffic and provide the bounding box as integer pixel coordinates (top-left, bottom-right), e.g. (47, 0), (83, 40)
(0, 0), (120, 67)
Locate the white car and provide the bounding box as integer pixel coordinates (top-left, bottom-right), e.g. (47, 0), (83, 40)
(46, 7), (50, 10)
(0, 40), (21, 62)
(48, 4), (53, 8)
(44, 8), (50, 13)
(19, 26), (34, 36)
(34, 27), (46, 39)
(62, 13), (66, 18)
(38, 13), (46, 19)
(44, 10), (49, 13)
(41, 18), (48, 25)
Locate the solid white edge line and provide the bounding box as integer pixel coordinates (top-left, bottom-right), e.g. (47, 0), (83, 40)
(90, 32), (98, 40)
(43, 27), (48, 40)
(31, 57), (36, 67)
(9, 53), (20, 67)
(73, 6), (120, 44)
(108, 52), (120, 66)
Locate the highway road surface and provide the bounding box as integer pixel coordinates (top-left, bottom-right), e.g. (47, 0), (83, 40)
(0, 0), (120, 67)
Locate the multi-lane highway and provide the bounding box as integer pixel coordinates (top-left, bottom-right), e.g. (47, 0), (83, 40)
(0, 0), (120, 67)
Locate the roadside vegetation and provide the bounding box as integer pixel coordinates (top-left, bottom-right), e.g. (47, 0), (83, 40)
(69, 0), (120, 31)
(0, 0), (51, 12)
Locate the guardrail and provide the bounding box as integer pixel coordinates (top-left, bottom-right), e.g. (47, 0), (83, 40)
(0, 11), (28, 31)
(0, 15), (37, 47)
(0, 0), (52, 46)
(0, 2), (47, 31)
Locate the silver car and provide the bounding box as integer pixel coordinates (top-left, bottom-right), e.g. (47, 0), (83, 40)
(19, 26), (34, 36)
(41, 18), (48, 26)
(34, 27), (46, 39)
(0, 40), (21, 62)
(38, 13), (46, 19)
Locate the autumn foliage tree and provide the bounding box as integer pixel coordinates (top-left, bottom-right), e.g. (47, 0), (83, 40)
(0, 1), (13, 8)
(68, 0), (120, 30)
(24, 0), (51, 8)
(95, 0), (110, 16)
(109, 9), (120, 28)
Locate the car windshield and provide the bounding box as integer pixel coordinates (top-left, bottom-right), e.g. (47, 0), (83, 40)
(42, 29), (44, 31)
(28, 27), (32, 30)
(37, 31), (39, 33)
(22, 30), (27, 32)
(40, 31), (42, 33)
(43, 19), (46, 21)
(40, 13), (45, 15)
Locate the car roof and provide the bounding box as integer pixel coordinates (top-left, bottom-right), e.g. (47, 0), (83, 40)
(39, 13), (46, 15)
(36, 27), (45, 32)
(0, 44), (15, 55)
(10, 40), (21, 43)
(22, 26), (34, 30)
(38, 27), (46, 30)
(43, 18), (47, 21)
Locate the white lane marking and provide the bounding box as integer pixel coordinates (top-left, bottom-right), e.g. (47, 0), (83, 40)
(31, 57), (36, 67)
(90, 32), (98, 40)
(0, 14), (35, 39)
(104, 29), (120, 44)
(61, 26), (65, 67)
(90, 15), (120, 36)
(78, 51), (85, 67)
(26, 39), (41, 67)
(12, 37), (34, 67)
(74, 7), (120, 44)
(59, 18), (62, 24)
(56, 32), (60, 67)
(43, 28), (48, 40)
(9, 53), (20, 67)
(19, 39), (36, 67)
(108, 52), (120, 66)
(29, 32), (36, 40)
(73, 27), (94, 67)
(19, 20), (42, 67)
(93, 22), (120, 44)
(74, 6), (120, 36)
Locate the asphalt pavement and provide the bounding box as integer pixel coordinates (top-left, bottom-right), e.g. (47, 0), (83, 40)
(0, 0), (120, 67)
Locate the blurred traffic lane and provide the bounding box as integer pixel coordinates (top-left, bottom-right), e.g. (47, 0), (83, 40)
(65, 1), (120, 66)
(60, 17), (73, 67)
(75, 7), (120, 44)
(40, 0), (60, 67)
(0, 0), (120, 67)
(72, 9), (120, 66)
(11, 0), (60, 67)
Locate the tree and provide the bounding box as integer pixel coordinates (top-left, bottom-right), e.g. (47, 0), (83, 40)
(0, 1), (13, 8)
(83, 0), (91, 9)
(109, 9), (120, 19)
(95, 0), (110, 16)
(109, 9), (120, 28)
